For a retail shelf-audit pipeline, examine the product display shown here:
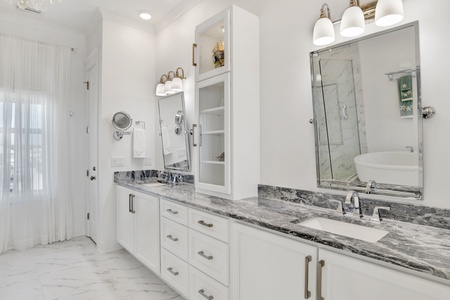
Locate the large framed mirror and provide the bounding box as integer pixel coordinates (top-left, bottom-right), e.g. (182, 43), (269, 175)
(310, 22), (423, 199)
(158, 92), (190, 171)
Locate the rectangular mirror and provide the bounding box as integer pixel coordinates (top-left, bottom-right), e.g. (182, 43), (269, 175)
(158, 92), (190, 171)
(310, 23), (423, 199)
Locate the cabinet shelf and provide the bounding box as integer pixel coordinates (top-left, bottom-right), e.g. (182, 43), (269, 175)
(202, 130), (225, 135)
(202, 161), (225, 165)
(200, 107), (225, 115)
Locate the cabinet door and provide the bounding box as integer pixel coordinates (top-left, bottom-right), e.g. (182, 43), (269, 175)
(116, 186), (135, 252)
(318, 248), (450, 300)
(231, 222), (317, 300)
(135, 192), (160, 274)
(194, 9), (230, 82)
(195, 73), (231, 195)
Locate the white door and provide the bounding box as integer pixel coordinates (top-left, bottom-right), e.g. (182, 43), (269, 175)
(86, 52), (99, 243)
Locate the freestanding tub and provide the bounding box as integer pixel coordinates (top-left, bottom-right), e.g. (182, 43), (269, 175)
(354, 152), (420, 186)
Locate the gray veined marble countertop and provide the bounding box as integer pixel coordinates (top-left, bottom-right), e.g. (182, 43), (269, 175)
(115, 179), (450, 283)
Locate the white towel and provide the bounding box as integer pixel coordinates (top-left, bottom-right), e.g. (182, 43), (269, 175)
(161, 125), (172, 155)
(133, 128), (146, 158)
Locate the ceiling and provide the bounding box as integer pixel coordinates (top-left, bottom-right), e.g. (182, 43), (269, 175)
(0, 0), (197, 34)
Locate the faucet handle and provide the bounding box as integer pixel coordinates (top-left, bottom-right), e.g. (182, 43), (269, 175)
(372, 206), (391, 221)
(329, 199), (346, 215)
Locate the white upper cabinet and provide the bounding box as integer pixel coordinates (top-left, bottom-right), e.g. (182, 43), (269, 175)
(193, 5), (260, 200)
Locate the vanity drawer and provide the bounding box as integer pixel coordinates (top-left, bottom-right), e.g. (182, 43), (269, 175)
(161, 249), (189, 298)
(189, 208), (230, 242)
(189, 229), (230, 286)
(190, 266), (229, 300)
(161, 217), (189, 261)
(161, 199), (188, 226)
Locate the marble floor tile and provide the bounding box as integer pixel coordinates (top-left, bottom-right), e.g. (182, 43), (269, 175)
(0, 236), (184, 300)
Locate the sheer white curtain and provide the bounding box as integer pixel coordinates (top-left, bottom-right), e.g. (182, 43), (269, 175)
(0, 34), (73, 253)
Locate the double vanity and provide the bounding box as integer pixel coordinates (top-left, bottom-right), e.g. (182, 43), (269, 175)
(115, 172), (450, 300)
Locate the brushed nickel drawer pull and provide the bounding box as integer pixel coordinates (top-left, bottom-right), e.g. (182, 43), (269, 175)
(318, 260), (325, 300)
(192, 43), (197, 66)
(166, 209), (179, 215)
(198, 220), (213, 228)
(304, 255), (312, 299)
(198, 251), (213, 260)
(198, 289), (214, 300)
(167, 267), (179, 276)
(166, 235), (179, 242)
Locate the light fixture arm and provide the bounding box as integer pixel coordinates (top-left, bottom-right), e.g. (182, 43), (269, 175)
(320, 3), (331, 19)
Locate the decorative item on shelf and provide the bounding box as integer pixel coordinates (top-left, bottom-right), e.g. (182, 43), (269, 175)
(212, 41), (225, 68)
(216, 152), (225, 162)
(6, 0), (62, 12)
(312, 0), (404, 46)
(155, 67), (186, 96)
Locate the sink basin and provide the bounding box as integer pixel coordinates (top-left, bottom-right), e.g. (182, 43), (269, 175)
(139, 182), (167, 188)
(295, 217), (389, 243)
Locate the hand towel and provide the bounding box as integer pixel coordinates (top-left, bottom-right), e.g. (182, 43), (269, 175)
(161, 125), (172, 155)
(133, 128), (146, 158)
(398, 75), (413, 118)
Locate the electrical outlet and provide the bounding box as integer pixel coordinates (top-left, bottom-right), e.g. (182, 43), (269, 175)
(111, 156), (125, 167)
(143, 157), (152, 166)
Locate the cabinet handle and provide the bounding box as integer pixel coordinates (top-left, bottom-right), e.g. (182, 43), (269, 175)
(318, 260), (325, 300)
(166, 235), (179, 242)
(198, 289), (214, 300)
(131, 194), (136, 214)
(198, 251), (214, 260)
(191, 124), (198, 147)
(198, 220), (214, 228)
(167, 267), (179, 276)
(304, 255), (312, 299)
(192, 43), (197, 66)
(166, 209), (178, 215)
(128, 194), (132, 213)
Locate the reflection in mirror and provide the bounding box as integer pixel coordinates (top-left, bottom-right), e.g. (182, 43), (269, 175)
(158, 92), (190, 171)
(310, 23), (422, 199)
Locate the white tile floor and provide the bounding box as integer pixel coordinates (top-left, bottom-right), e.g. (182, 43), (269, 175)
(0, 236), (184, 300)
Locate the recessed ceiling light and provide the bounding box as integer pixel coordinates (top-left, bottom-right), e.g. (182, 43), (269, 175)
(139, 11), (152, 20)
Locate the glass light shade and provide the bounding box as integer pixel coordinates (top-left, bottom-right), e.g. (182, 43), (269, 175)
(164, 80), (175, 94)
(156, 83), (167, 96)
(375, 0), (404, 27)
(171, 78), (183, 92)
(340, 6), (365, 37)
(313, 18), (335, 46)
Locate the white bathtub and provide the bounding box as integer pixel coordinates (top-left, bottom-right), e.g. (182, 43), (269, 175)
(354, 152), (420, 186)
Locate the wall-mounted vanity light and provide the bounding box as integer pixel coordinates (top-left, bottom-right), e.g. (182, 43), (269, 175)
(155, 67), (186, 96)
(312, 0), (404, 46)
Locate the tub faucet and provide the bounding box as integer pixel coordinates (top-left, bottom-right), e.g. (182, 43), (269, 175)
(345, 191), (363, 218)
(406, 146), (414, 153)
(365, 180), (379, 194)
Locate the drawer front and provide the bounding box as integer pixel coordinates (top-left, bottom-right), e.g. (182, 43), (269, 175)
(189, 208), (230, 242)
(190, 266), (229, 300)
(161, 199), (188, 226)
(161, 249), (189, 298)
(161, 217), (189, 261)
(189, 229), (230, 286)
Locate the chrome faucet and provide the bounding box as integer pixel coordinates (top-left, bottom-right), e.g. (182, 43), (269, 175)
(329, 199), (346, 216)
(365, 180), (379, 194)
(372, 206), (391, 221)
(345, 191), (363, 218)
(406, 146), (414, 153)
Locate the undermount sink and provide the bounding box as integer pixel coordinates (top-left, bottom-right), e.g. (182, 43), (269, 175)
(139, 182), (167, 188)
(294, 217), (389, 243)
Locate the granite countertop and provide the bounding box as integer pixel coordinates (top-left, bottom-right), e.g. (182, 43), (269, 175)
(116, 179), (450, 283)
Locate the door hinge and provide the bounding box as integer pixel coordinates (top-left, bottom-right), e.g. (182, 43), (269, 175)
(87, 213), (90, 220)
(84, 81), (90, 90)
(86, 170), (89, 177)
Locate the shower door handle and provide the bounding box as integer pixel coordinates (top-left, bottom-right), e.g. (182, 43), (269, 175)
(342, 104), (348, 120)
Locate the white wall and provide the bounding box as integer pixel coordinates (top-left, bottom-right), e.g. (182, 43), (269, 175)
(0, 11), (88, 237)
(157, 0), (450, 209)
(97, 18), (156, 252)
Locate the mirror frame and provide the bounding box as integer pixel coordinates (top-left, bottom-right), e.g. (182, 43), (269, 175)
(309, 22), (423, 200)
(112, 111), (133, 131)
(158, 92), (191, 172)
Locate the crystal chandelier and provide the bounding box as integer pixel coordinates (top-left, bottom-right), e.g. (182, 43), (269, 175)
(6, 0), (62, 12)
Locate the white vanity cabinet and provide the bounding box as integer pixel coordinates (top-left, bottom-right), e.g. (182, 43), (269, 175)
(231, 222), (318, 300)
(193, 5), (260, 200)
(116, 186), (160, 274)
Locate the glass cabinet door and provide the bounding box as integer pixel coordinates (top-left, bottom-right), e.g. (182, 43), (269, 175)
(194, 9), (230, 82)
(195, 73), (230, 194)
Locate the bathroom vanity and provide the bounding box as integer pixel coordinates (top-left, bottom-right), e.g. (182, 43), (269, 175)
(115, 173), (450, 300)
